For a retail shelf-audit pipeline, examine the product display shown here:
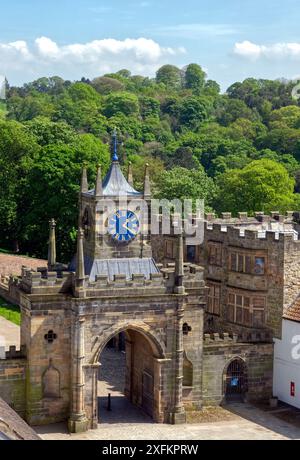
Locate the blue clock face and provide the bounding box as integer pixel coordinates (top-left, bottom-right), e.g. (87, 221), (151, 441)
(108, 210), (139, 242)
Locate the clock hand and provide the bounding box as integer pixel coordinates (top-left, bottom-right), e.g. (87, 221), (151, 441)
(122, 223), (137, 235)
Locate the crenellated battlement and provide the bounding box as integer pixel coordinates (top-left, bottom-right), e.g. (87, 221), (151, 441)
(4, 345), (26, 360)
(204, 332), (238, 344)
(205, 222), (299, 242)
(83, 262), (205, 296)
(87, 271), (165, 289)
(205, 210), (295, 222)
(203, 329), (272, 345)
(20, 266), (73, 294)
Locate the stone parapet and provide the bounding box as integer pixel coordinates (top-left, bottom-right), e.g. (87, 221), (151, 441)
(5, 345), (26, 360)
(203, 330), (273, 346)
(19, 267), (73, 295)
(205, 222), (299, 242)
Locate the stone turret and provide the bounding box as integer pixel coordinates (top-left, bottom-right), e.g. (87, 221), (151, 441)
(80, 166), (88, 193)
(143, 163), (151, 199)
(48, 219), (56, 270)
(174, 232), (185, 294)
(94, 164), (103, 198)
(127, 162), (133, 187)
(75, 228), (85, 292)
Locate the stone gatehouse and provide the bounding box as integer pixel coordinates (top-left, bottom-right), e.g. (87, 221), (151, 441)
(0, 137), (282, 432)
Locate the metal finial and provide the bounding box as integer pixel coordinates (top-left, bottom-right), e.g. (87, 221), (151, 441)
(112, 128), (119, 162)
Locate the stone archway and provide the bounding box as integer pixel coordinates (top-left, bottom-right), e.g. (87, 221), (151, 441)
(85, 322), (168, 428)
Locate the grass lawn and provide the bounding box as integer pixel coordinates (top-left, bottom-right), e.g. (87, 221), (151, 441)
(0, 297), (20, 325)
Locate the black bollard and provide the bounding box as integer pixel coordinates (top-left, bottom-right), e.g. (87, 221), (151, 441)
(107, 393), (111, 411)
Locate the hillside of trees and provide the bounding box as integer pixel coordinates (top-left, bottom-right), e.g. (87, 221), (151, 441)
(1, 64), (300, 261)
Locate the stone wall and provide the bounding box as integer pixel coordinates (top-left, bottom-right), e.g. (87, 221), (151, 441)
(283, 237), (300, 312)
(202, 338), (273, 406)
(20, 294), (72, 426)
(182, 301), (204, 411)
(203, 224), (286, 340)
(0, 358), (26, 418)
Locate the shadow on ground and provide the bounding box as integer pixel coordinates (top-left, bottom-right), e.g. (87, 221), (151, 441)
(224, 402), (300, 440)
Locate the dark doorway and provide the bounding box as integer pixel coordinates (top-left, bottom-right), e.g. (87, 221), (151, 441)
(225, 359), (247, 402)
(97, 330), (155, 424)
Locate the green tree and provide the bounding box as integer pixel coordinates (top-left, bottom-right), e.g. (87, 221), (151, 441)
(214, 159), (297, 215)
(139, 96), (160, 119)
(177, 96), (210, 130)
(0, 120), (40, 251)
(23, 136), (110, 260)
(125, 154), (165, 190)
(7, 92), (55, 121)
(55, 82), (102, 131)
(155, 166), (216, 210)
(216, 97), (256, 126)
(184, 63), (206, 94)
(25, 117), (76, 145)
(91, 76), (125, 95)
(257, 127), (300, 157)
(269, 105), (300, 128)
(104, 92), (139, 117)
(156, 65), (182, 90)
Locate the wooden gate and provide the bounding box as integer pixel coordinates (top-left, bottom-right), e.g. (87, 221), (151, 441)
(142, 370), (154, 417)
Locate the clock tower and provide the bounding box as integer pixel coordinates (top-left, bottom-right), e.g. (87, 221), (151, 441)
(72, 131), (156, 281)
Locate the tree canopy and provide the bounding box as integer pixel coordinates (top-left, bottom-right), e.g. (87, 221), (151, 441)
(2, 68), (300, 259)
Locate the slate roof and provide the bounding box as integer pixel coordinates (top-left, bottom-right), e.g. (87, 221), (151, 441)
(85, 161), (141, 197)
(89, 257), (159, 281)
(0, 398), (40, 440)
(70, 256), (160, 282)
(283, 297), (300, 323)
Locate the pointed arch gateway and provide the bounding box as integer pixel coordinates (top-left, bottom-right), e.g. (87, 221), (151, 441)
(86, 322), (168, 428)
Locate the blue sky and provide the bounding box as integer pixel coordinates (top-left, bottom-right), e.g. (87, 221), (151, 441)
(1, 0), (300, 90)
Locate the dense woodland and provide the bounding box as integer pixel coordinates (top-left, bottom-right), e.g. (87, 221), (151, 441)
(1, 63), (300, 261)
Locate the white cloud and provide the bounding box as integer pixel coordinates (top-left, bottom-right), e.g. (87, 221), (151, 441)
(0, 36), (185, 84)
(234, 40), (300, 61)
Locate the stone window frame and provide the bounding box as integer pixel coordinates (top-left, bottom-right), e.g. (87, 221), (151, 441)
(207, 281), (221, 315)
(227, 288), (266, 327)
(208, 241), (222, 266)
(228, 248), (267, 276)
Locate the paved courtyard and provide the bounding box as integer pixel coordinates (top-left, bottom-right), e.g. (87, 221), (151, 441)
(1, 321), (299, 441)
(35, 348), (300, 440)
(35, 402), (300, 440)
(0, 316), (20, 350)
